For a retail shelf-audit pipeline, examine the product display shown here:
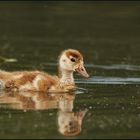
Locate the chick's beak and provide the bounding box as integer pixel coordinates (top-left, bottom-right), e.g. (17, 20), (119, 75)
(75, 64), (89, 78)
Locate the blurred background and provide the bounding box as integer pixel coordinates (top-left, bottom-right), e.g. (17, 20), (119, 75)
(0, 1), (140, 72)
(0, 1), (140, 139)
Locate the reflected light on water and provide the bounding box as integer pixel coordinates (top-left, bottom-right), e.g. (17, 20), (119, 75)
(76, 76), (140, 85)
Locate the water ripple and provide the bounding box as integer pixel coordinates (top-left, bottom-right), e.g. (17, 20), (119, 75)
(86, 64), (140, 71)
(76, 76), (140, 85)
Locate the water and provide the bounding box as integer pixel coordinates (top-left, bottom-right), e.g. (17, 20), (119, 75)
(0, 1), (140, 139)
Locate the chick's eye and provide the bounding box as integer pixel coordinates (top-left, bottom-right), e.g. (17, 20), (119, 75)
(70, 58), (76, 62)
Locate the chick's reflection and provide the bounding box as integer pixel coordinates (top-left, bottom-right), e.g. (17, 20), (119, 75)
(58, 108), (87, 136)
(0, 91), (88, 136)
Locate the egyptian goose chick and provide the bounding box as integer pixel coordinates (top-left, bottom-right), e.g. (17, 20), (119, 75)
(0, 49), (89, 92)
(57, 49), (89, 91)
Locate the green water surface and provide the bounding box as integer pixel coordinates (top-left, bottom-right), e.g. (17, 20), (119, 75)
(0, 1), (140, 139)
